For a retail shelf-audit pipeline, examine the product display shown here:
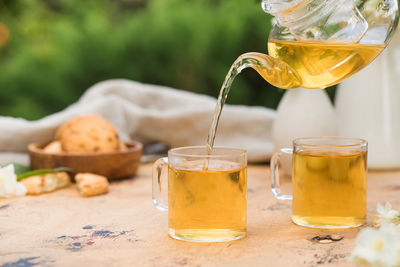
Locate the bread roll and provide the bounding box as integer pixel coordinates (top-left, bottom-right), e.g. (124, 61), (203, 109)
(56, 115), (119, 153)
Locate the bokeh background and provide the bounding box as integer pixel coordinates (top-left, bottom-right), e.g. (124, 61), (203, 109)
(0, 0), (335, 120)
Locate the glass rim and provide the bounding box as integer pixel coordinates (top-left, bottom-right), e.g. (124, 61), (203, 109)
(293, 136), (367, 149)
(168, 146), (247, 158)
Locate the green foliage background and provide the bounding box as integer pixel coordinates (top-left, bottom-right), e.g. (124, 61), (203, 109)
(0, 0), (333, 120)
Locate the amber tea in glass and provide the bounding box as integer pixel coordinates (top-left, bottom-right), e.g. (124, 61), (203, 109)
(270, 137), (367, 228)
(152, 147), (247, 242)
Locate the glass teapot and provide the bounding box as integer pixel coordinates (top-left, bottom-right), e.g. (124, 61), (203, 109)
(230, 0), (399, 89)
(206, 0), (398, 151)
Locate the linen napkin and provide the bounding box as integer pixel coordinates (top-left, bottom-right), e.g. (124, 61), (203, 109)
(0, 79), (275, 165)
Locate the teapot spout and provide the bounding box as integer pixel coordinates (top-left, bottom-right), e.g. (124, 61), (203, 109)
(234, 52), (301, 89)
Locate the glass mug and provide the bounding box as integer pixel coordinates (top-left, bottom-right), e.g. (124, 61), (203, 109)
(152, 146), (247, 242)
(270, 137), (367, 228)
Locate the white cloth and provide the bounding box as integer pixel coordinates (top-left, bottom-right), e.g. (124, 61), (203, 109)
(0, 79), (275, 164)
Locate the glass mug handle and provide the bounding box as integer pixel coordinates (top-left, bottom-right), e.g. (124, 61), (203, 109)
(270, 148), (293, 200)
(152, 157), (168, 211)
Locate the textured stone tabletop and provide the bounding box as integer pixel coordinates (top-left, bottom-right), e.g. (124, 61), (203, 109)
(1, 164), (399, 267)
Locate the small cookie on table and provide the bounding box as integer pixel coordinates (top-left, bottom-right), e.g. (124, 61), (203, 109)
(75, 173), (109, 197)
(21, 172), (71, 195)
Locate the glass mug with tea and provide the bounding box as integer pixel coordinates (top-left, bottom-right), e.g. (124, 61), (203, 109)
(152, 146), (247, 242)
(270, 137), (367, 228)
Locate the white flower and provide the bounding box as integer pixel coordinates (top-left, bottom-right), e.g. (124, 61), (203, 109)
(0, 164), (27, 198)
(377, 202), (400, 226)
(351, 225), (400, 267)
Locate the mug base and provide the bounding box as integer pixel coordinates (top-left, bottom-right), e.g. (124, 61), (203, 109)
(169, 228), (246, 242)
(292, 216), (366, 229)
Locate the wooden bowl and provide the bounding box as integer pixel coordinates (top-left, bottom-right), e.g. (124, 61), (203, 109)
(28, 141), (143, 179)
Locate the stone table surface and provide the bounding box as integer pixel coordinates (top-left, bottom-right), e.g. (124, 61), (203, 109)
(0, 164), (399, 267)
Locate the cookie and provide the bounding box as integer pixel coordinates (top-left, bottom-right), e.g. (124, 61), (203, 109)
(75, 173), (109, 197)
(22, 172), (71, 195)
(119, 141), (127, 150)
(43, 141), (63, 153)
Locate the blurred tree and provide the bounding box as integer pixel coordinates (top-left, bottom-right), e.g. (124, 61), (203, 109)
(0, 0), (335, 120)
